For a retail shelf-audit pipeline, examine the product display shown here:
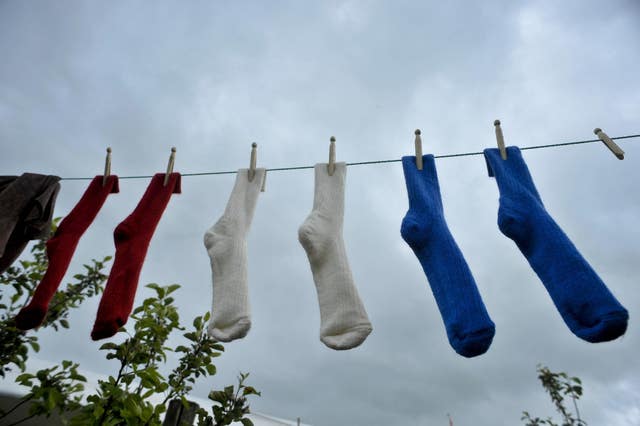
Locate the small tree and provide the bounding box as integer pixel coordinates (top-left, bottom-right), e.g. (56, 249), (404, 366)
(0, 221), (259, 426)
(522, 364), (586, 426)
(0, 233), (109, 378)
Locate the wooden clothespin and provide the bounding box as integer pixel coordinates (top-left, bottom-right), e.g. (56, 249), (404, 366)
(494, 120), (507, 160)
(328, 136), (336, 176)
(164, 147), (176, 186)
(414, 129), (423, 170)
(248, 142), (257, 182)
(103, 147), (112, 187)
(594, 128), (624, 160)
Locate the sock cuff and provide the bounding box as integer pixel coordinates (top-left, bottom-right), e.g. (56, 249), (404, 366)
(93, 175), (120, 194)
(314, 162), (346, 180)
(483, 147), (543, 204)
(157, 172), (181, 194)
(484, 146), (523, 177)
(402, 154), (435, 171)
(214, 168), (264, 231)
(55, 175), (119, 235)
(236, 168), (266, 190)
(121, 173), (180, 229)
(310, 163), (346, 212)
(401, 155), (443, 212)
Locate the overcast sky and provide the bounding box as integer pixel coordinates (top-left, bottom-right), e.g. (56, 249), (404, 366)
(1, 1), (639, 425)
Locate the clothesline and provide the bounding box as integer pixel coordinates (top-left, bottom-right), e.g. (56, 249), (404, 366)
(60, 133), (640, 181)
(9, 131), (633, 354)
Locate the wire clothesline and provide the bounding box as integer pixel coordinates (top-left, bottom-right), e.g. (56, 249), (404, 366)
(60, 133), (640, 181)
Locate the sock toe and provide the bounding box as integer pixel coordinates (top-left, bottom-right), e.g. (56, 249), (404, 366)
(451, 324), (496, 358)
(320, 324), (373, 350)
(15, 306), (47, 330)
(208, 318), (251, 342)
(91, 318), (123, 340)
(575, 310), (629, 343)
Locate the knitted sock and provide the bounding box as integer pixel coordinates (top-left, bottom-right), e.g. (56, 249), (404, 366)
(204, 168), (265, 342)
(484, 147), (628, 343)
(298, 163), (372, 350)
(15, 175), (119, 330)
(91, 173), (181, 340)
(401, 155), (495, 357)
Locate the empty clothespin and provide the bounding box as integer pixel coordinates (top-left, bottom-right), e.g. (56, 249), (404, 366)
(594, 128), (625, 160)
(248, 142), (258, 182)
(414, 129), (423, 170)
(328, 136), (336, 176)
(103, 147), (112, 187)
(164, 147), (176, 186)
(494, 120), (507, 160)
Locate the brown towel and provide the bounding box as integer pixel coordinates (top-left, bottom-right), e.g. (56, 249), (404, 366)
(0, 173), (61, 273)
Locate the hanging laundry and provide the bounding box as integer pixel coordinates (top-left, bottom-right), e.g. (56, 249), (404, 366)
(204, 168), (265, 342)
(400, 155), (495, 358)
(91, 172), (181, 340)
(484, 146), (628, 342)
(15, 175), (119, 330)
(298, 163), (372, 350)
(0, 173), (61, 273)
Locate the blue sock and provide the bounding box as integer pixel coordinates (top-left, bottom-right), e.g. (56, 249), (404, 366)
(401, 155), (495, 357)
(484, 146), (628, 343)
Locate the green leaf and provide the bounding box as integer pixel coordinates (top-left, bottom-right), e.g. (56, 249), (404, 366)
(243, 386), (260, 396)
(208, 390), (228, 403)
(99, 342), (118, 351)
(166, 284), (181, 294)
(193, 316), (203, 329)
(240, 419), (254, 426)
(29, 341), (41, 352)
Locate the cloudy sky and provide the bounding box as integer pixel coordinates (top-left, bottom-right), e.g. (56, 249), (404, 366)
(1, 1), (639, 425)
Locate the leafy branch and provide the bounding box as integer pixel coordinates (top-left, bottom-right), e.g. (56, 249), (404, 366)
(522, 364), (587, 426)
(1, 220), (260, 425)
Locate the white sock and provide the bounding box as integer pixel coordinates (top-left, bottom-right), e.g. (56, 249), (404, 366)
(204, 168), (265, 342)
(298, 163), (372, 350)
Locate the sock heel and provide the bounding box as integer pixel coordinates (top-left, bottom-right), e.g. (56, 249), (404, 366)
(203, 229), (218, 251)
(113, 222), (133, 244)
(298, 214), (331, 259)
(496, 202), (531, 242)
(44, 236), (60, 253)
(400, 212), (432, 250)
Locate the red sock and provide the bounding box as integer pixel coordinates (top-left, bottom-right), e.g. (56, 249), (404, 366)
(15, 175), (119, 330)
(91, 173), (181, 340)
